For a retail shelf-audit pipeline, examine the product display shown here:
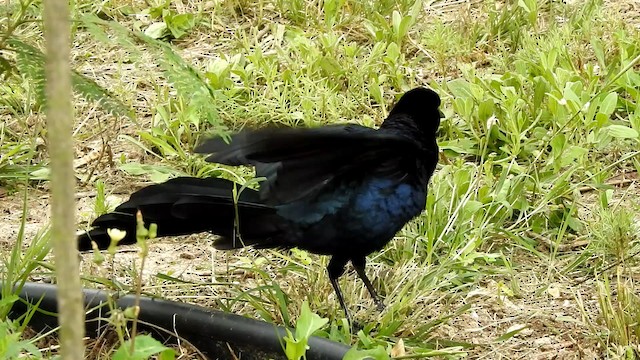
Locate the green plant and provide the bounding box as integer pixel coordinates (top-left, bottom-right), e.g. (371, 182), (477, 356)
(596, 274), (640, 352)
(0, 0), (131, 185)
(283, 301), (328, 360)
(1, 189), (50, 319)
(112, 335), (175, 360)
(0, 317), (42, 359)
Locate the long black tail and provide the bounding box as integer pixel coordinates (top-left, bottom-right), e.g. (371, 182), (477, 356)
(77, 177), (282, 251)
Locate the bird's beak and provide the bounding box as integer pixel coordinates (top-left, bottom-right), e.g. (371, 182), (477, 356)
(438, 110), (445, 119)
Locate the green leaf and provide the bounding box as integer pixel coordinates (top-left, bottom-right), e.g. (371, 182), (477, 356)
(517, 0), (531, 12)
(550, 133), (565, 155)
(604, 125), (639, 139)
(164, 12), (196, 39)
(440, 138), (479, 155)
(533, 77), (548, 110)
(599, 92), (618, 115)
(284, 329), (306, 360)
(9, 39), (46, 105)
(463, 200), (484, 215)
(294, 301), (328, 341)
(112, 335), (175, 360)
(317, 56), (341, 75)
(29, 167), (51, 180)
(591, 38), (606, 67)
(145, 22), (169, 39)
(496, 325), (528, 341)
(343, 345), (390, 360)
(283, 301), (328, 360)
(0, 294), (19, 309)
(370, 84), (383, 105)
(391, 11), (402, 38)
(385, 42), (400, 63)
(560, 146), (588, 167)
(8, 39), (131, 118)
(478, 98), (495, 122)
(398, 15), (412, 40)
(323, 0), (343, 26)
(118, 163), (180, 182)
(447, 78), (472, 99)
(72, 71), (133, 118)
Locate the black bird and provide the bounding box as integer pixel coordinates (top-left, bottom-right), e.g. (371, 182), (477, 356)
(78, 87), (442, 325)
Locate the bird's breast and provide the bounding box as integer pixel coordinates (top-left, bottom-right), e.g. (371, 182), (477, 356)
(350, 178), (425, 237)
(275, 177), (426, 256)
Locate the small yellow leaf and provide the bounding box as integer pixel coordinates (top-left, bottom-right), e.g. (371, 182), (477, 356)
(391, 338), (405, 357)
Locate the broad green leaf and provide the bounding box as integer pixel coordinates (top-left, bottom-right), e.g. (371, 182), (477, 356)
(533, 77), (548, 109)
(560, 146), (588, 167)
(294, 301), (328, 341)
(317, 56), (341, 74)
(517, 0), (531, 12)
(447, 79), (472, 99)
(591, 38), (606, 67)
(463, 200), (484, 216)
(562, 83), (580, 104)
(0, 295), (19, 309)
(440, 138), (479, 155)
(478, 98), (495, 122)
(343, 345), (390, 360)
(112, 335), (175, 360)
(398, 15), (412, 40)
(550, 133), (565, 155)
(145, 22), (168, 39)
(391, 11), (402, 38)
(385, 42), (400, 62)
(605, 125), (639, 139)
(599, 92), (618, 115)
(284, 329), (306, 360)
(283, 302), (328, 360)
(118, 163), (179, 182)
(164, 12), (196, 39)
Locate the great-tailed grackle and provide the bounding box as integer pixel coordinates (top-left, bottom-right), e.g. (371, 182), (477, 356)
(78, 87), (442, 325)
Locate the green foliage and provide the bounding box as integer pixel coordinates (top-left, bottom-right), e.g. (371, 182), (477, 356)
(0, 319), (42, 359)
(0, 124), (44, 181)
(112, 335), (175, 360)
(8, 39), (131, 118)
(143, 2), (197, 40)
(589, 207), (638, 263)
(0, 190), (49, 359)
(343, 345), (389, 360)
(1, 189), (50, 320)
(596, 274), (640, 352)
(80, 14), (228, 177)
(0, 1), (132, 183)
(283, 301), (328, 360)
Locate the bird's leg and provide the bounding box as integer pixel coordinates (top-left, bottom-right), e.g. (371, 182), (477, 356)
(327, 256), (352, 327)
(351, 257), (385, 312)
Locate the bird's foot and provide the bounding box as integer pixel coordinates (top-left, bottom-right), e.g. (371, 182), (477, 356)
(375, 300), (386, 312)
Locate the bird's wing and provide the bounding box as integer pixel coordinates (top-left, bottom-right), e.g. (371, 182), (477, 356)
(195, 123), (425, 204)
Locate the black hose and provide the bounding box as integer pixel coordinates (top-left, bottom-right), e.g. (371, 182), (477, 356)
(7, 282), (350, 360)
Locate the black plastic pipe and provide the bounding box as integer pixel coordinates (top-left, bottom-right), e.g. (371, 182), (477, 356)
(7, 282), (350, 360)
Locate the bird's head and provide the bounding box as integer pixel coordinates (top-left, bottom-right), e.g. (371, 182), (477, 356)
(388, 87), (442, 135)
